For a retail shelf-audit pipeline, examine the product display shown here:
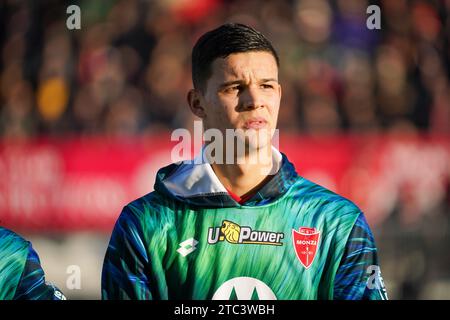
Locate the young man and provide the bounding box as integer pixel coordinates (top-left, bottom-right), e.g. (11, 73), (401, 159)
(0, 227), (66, 300)
(101, 23), (387, 300)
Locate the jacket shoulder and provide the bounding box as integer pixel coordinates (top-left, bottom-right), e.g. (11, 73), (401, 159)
(115, 191), (177, 231)
(290, 177), (362, 217)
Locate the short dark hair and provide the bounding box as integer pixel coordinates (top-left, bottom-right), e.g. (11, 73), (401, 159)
(191, 23), (280, 92)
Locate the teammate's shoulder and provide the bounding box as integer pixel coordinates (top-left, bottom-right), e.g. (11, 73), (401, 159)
(0, 227), (31, 276)
(0, 227), (29, 248)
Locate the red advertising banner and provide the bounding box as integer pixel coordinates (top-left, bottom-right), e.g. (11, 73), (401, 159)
(0, 134), (448, 232)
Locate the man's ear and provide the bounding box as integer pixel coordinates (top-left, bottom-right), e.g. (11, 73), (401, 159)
(187, 89), (207, 119)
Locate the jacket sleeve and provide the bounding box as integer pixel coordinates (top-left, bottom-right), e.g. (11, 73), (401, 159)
(333, 213), (388, 300)
(101, 206), (153, 300)
(13, 243), (66, 300)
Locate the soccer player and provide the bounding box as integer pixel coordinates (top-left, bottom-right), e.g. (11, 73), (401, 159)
(101, 23), (388, 300)
(0, 226), (66, 300)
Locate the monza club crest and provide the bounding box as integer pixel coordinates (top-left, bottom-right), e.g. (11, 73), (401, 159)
(292, 227), (320, 269)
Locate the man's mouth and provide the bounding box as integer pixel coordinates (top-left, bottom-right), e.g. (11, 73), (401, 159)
(244, 117), (268, 129)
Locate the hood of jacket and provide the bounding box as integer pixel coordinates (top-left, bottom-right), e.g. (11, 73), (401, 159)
(153, 146), (299, 208)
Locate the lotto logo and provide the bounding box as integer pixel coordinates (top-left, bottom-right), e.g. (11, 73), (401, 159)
(177, 238), (198, 257)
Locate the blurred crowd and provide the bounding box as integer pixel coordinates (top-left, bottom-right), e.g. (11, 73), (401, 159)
(0, 0), (449, 138)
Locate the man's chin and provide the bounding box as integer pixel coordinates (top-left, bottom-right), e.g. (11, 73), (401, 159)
(216, 127), (276, 160)
(244, 137), (272, 153)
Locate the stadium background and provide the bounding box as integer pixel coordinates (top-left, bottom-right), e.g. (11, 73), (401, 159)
(0, 0), (449, 299)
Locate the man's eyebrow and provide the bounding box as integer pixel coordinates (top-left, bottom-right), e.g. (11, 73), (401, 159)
(219, 80), (243, 88)
(259, 78), (278, 83)
(219, 78), (278, 88)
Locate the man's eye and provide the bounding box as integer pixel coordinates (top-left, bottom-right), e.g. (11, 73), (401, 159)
(261, 84), (273, 89)
(225, 86), (240, 93)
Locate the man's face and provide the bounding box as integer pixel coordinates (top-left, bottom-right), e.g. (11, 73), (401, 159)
(192, 51), (281, 152)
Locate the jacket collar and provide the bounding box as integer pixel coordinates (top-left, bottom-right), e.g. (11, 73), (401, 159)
(154, 146), (298, 208)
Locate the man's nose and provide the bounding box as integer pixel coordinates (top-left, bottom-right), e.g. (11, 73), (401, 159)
(239, 86), (264, 111)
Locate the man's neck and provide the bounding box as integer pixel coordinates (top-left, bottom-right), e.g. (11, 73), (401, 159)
(210, 145), (274, 197)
